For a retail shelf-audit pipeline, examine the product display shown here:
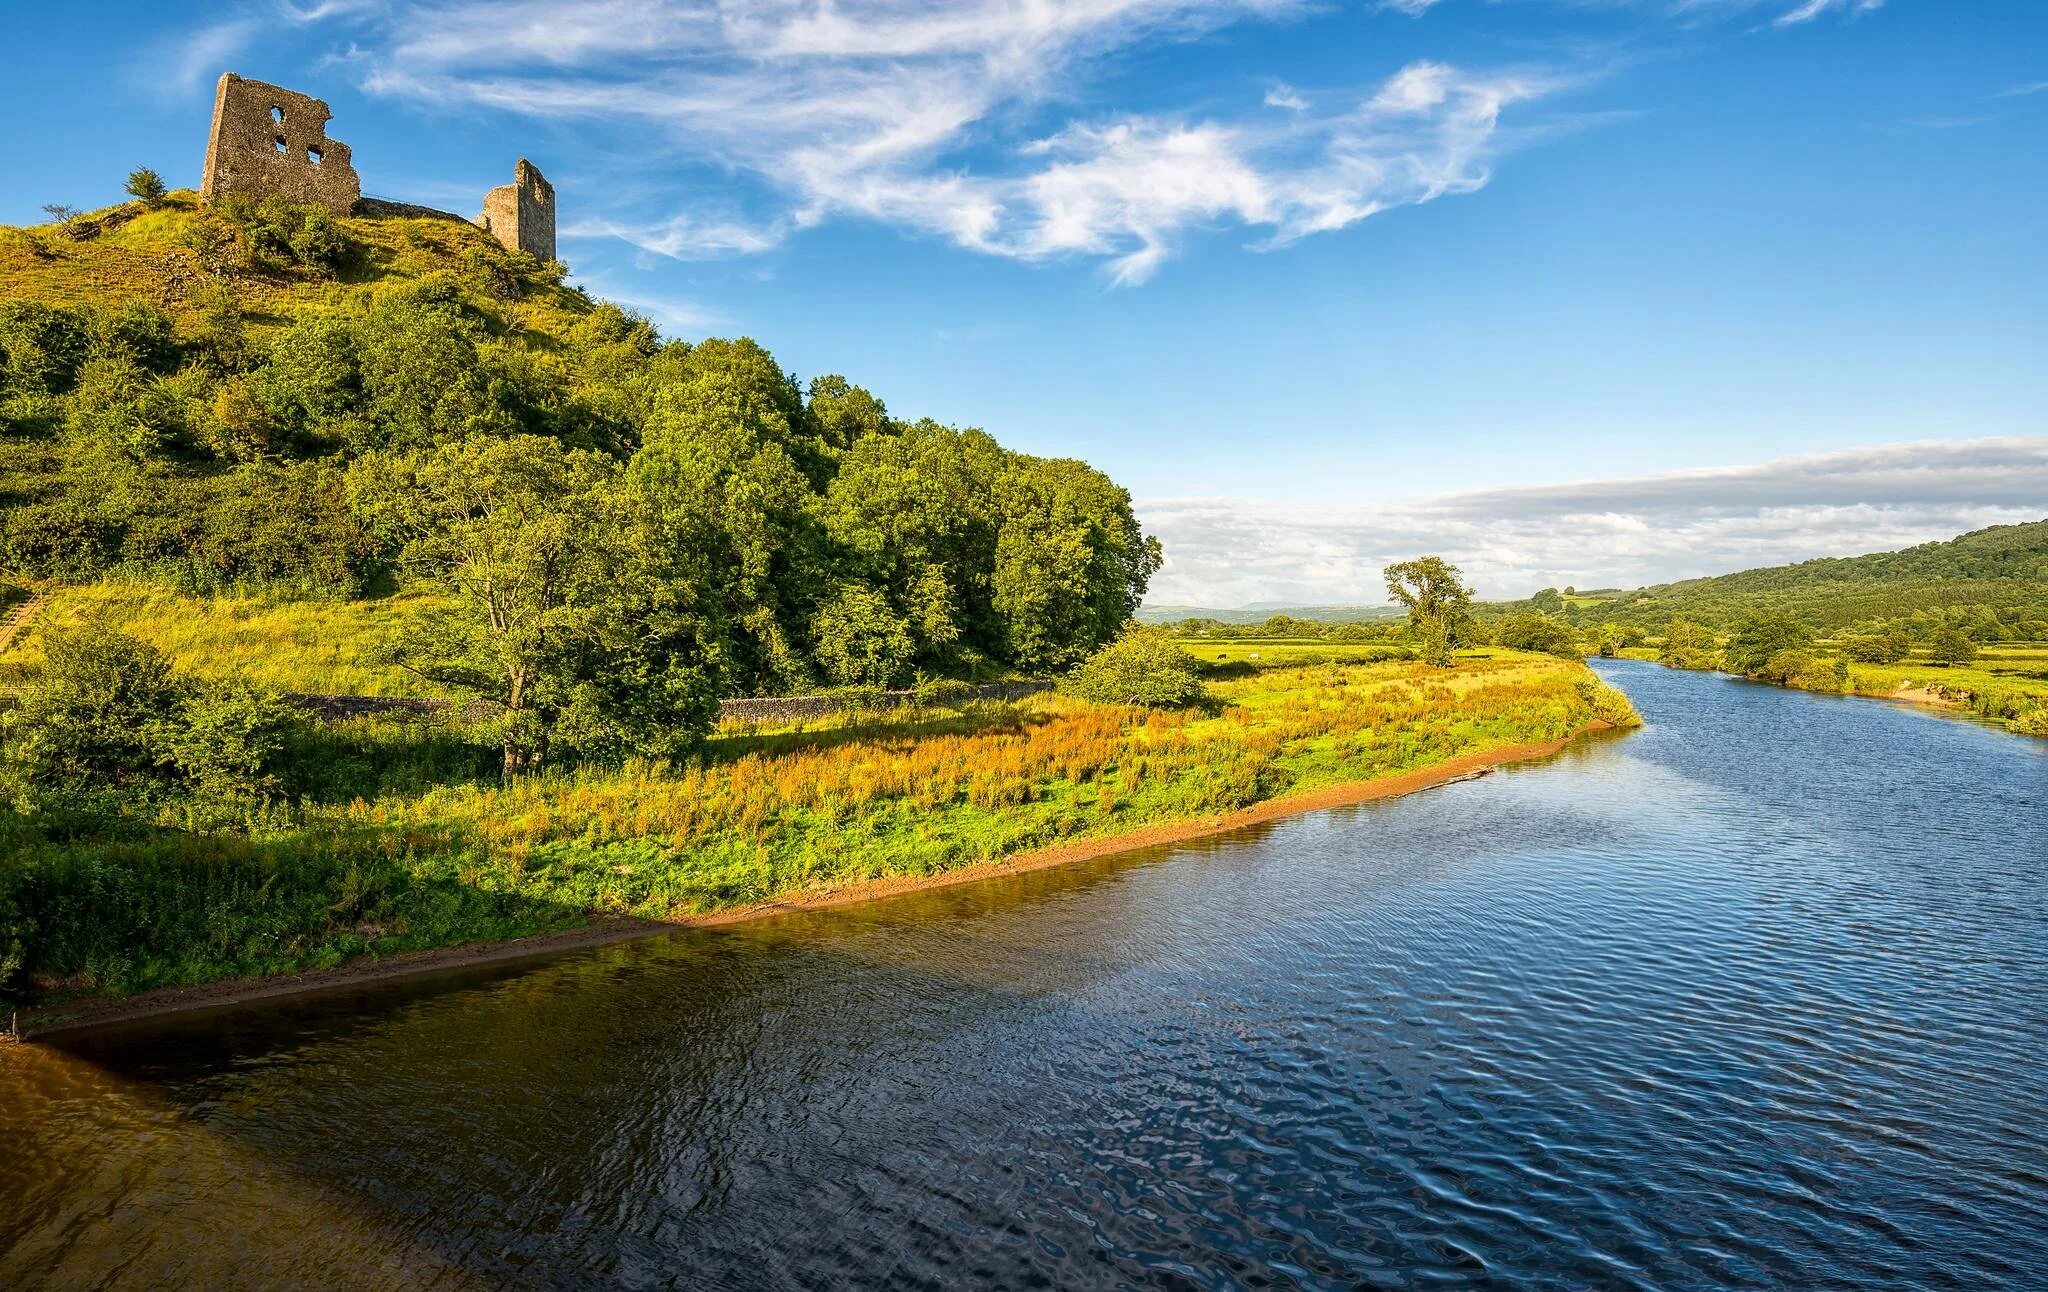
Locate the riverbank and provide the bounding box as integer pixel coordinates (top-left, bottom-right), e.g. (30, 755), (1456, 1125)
(1611, 650), (2047, 736)
(11, 719), (1616, 1039)
(4, 675), (1630, 1040)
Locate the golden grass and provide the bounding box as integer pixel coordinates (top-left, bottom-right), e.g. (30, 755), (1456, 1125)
(0, 580), (448, 696)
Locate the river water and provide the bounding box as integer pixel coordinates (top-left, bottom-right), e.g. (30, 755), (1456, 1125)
(3, 662), (2045, 1290)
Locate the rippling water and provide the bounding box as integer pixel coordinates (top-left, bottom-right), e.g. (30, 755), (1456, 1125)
(4, 662), (2046, 1290)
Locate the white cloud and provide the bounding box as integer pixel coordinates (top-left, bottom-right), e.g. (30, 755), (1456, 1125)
(1997, 81), (2048, 99)
(275, 0), (1569, 282)
(156, 17), (262, 97)
(1138, 438), (2048, 606)
(1772, 0), (1883, 26)
(563, 212), (788, 259)
(1264, 83), (1307, 111)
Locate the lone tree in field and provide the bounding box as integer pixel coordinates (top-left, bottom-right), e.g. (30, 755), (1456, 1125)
(1929, 626), (1978, 667)
(1384, 556), (1473, 668)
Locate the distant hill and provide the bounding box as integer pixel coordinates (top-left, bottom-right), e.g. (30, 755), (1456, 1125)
(1137, 603), (1404, 626)
(1488, 520), (2048, 635)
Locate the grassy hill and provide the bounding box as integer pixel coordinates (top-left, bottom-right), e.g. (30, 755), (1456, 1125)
(1490, 520), (2048, 638)
(0, 184), (1158, 702)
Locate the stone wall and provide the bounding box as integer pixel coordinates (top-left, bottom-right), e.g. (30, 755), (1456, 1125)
(477, 159), (556, 262)
(200, 73), (360, 216)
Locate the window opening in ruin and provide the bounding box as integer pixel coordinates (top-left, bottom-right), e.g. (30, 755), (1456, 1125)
(274, 136), (289, 154)
(308, 147), (323, 166)
(271, 105), (285, 124)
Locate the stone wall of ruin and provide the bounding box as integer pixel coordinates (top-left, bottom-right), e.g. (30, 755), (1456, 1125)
(200, 73), (360, 216)
(478, 158), (557, 262)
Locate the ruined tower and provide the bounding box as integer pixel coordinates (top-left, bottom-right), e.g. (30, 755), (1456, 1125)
(477, 160), (557, 263)
(200, 73), (360, 216)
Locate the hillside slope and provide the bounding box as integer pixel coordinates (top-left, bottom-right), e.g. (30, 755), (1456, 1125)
(1495, 520), (2048, 636)
(0, 186), (1158, 698)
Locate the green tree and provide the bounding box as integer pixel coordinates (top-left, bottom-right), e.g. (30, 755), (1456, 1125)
(1493, 612), (1582, 658)
(124, 167), (168, 208)
(349, 435), (627, 775)
(1928, 626), (1978, 666)
(1064, 624), (1206, 708)
(1384, 556), (1473, 667)
(812, 584), (917, 687)
(1723, 612), (1814, 676)
(1660, 618), (1719, 670)
(991, 455), (1161, 672)
(630, 367), (826, 696)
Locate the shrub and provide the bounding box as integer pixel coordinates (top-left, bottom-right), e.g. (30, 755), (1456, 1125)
(1660, 618), (1720, 670)
(1064, 625), (1207, 708)
(1, 617), (182, 794)
(124, 167), (168, 208)
(1840, 635), (1902, 663)
(0, 617), (297, 809)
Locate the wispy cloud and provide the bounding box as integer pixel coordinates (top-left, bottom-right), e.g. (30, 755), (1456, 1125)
(261, 0), (1575, 282)
(1139, 438), (2048, 605)
(232, 0), (1888, 280)
(562, 213), (788, 260)
(1997, 80), (2048, 99)
(153, 17), (262, 97)
(1771, 0), (1883, 26)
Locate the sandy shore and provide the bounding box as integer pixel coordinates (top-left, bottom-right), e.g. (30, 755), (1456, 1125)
(16, 722), (1612, 1041)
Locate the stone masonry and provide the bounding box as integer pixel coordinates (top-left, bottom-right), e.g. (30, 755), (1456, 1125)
(200, 73), (360, 216)
(477, 159), (557, 262)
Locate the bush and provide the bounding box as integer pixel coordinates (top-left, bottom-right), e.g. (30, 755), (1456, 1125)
(1064, 625), (1207, 707)
(1660, 618), (1720, 670)
(1840, 635), (1902, 663)
(0, 617), (298, 809)
(124, 167), (168, 208)
(1, 617), (182, 794)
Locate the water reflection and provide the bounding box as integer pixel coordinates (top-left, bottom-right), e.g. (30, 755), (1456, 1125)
(5, 662), (2046, 1289)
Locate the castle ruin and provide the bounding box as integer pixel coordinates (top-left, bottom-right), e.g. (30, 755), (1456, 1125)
(200, 72), (558, 263)
(201, 74), (360, 216)
(476, 159), (557, 263)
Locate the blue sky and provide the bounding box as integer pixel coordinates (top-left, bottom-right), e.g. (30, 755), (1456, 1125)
(5, 1), (2045, 603)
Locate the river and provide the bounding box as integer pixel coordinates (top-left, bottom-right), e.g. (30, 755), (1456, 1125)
(3, 661), (2045, 1289)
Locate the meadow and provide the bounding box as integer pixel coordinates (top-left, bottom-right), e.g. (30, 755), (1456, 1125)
(3, 651), (1636, 1008)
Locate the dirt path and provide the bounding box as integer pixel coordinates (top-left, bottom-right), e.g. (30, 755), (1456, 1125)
(17, 722), (1613, 1040)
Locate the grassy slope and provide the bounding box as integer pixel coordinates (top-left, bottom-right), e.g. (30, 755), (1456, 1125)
(10, 653), (1635, 1008)
(0, 580), (446, 696)
(0, 193), (611, 694)
(0, 191), (593, 340)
